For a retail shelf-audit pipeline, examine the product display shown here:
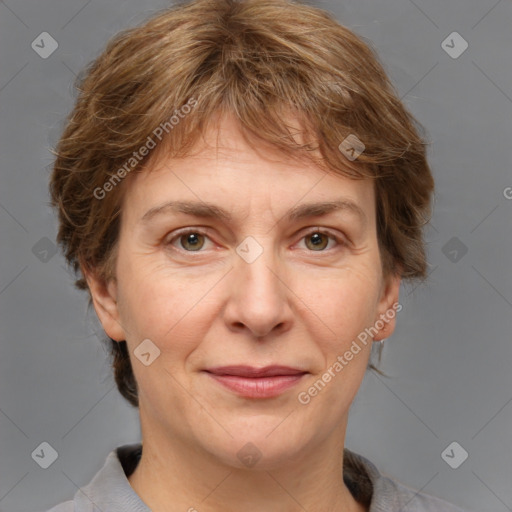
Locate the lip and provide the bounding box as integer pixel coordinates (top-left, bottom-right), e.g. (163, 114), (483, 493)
(205, 365), (306, 377)
(204, 365), (308, 398)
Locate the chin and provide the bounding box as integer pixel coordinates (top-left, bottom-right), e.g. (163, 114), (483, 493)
(197, 422), (312, 471)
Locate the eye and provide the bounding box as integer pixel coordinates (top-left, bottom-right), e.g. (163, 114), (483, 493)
(165, 228), (345, 254)
(299, 229), (345, 252)
(166, 229), (213, 252)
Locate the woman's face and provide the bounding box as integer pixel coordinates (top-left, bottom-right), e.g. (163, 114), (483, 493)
(89, 113), (400, 469)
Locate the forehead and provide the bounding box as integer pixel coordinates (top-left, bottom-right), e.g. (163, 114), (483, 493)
(123, 112), (376, 226)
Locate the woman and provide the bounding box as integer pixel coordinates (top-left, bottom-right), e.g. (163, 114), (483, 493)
(45, 0), (469, 510)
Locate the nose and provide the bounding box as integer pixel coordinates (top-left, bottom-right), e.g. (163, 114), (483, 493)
(223, 244), (293, 339)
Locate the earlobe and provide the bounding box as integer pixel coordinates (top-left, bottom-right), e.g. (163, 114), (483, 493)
(83, 267), (126, 342)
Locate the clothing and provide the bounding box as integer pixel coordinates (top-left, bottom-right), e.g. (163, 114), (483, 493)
(42, 443), (468, 512)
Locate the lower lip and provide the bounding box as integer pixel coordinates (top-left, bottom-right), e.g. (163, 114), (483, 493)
(205, 372), (306, 398)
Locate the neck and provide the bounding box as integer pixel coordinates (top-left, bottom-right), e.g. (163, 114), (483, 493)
(128, 422), (367, 512)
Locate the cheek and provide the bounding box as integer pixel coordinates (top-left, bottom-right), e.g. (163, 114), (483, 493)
(116, 254), (217, 352)
(296, 264), (382, 342)
(293, 273), (380, 428)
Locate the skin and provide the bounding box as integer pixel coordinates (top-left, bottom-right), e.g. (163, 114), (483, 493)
(86, 112), (401, 512)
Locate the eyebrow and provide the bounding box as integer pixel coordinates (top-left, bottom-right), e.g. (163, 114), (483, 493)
(140, 199), (367, 226)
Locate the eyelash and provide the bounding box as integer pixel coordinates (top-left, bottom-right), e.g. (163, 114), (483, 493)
(165, 228), (346, 254)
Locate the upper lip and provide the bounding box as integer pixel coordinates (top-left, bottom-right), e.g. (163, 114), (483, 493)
(205, 365), (307, 378)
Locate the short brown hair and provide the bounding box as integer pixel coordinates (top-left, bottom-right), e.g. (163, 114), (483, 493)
(50, 0), (434, 407)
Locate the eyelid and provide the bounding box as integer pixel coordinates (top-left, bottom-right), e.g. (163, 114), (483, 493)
(165, 227), (215, 251)
(297, 227), (347, 250)
(165, 226), (348, 254)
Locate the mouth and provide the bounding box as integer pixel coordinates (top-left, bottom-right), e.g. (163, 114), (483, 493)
(203, 365), (308, 399)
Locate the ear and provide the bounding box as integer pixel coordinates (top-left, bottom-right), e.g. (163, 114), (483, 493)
(373, 272), (401, 342)
(83, 267), (127, 342)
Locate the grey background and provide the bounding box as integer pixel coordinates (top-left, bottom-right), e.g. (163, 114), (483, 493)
(0, 0), (511, 511)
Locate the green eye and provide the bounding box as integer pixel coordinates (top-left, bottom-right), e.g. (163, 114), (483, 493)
(167, 228), (344, 255)
(304, 232), (330, 251)
(179, 232), (206, 251)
